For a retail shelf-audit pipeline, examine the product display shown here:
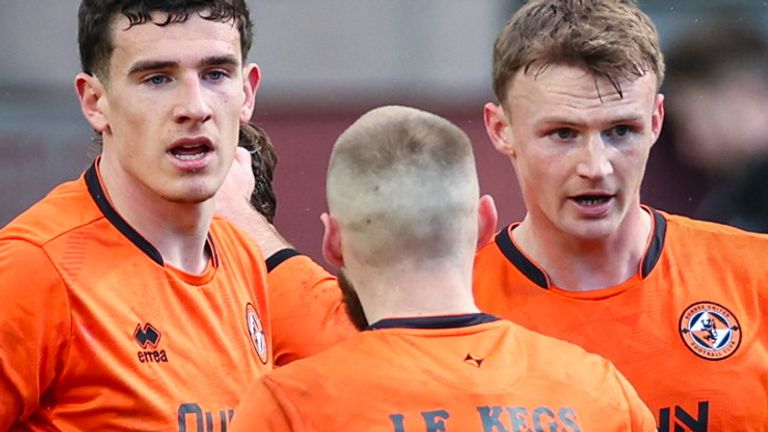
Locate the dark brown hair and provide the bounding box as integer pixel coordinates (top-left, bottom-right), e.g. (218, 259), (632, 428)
(238, 123), (278, 223)
(78, 0), (253, 80)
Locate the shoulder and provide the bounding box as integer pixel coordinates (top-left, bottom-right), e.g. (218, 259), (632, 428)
(210, 216), (266, 262)
(262, 331), (377, 391)
(660, 210), (768, 257)
(506, 321), (631, 396)
(1, 176), (101, 247)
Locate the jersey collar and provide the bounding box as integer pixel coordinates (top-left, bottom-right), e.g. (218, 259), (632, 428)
(367, 313), (499, 331)
(495, 206), (667, 289)
(85, 160), (217, 268)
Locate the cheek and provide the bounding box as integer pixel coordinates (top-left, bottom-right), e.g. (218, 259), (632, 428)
(616, 148), (650, 183)
(518, 154), (559, 197)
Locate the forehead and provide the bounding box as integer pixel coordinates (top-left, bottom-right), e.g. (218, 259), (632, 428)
(110, 13), (242, 65)
(505, 64), (658, 119)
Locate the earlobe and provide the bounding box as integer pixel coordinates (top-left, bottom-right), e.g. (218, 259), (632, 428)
(321, 212), (344, 268)
(240, 64), (261, 124)
(476, 195), (499, 249)
(75, 73), (109, 133)
(483, 102), (515, 157)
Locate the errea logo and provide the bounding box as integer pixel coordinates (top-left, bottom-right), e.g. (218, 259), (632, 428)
(134, 322), (168, 363)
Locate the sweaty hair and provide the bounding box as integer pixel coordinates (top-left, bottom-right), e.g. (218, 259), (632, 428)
(326, 105), (478, 267)
(238, 123), (278, 223)
(492, 0), (664, 102)
(78, 0), (253, 80)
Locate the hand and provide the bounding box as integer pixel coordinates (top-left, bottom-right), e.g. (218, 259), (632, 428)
(216, 146), (292, 256)
(216, 146), (256, 216)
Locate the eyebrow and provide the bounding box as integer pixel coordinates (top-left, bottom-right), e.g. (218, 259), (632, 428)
(537, 114), (643, 127)
(128, 60), (177, 76)
(127, 55), (240, 76)
(200, 55), (239, 69)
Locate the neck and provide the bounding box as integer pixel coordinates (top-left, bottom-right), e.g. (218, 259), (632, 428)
(98, 158), (213, 274)
(514, 206), (652, 291)
(352, 258), (479, 324)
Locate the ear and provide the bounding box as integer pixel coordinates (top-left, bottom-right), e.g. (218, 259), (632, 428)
(75, 72), (110, 133)
(476, 194), (498, 249)
(240, 63), (261, 124)
(483, 102), (515, 157)
(321, 212), (344, 268)
(650, 93), (665, 146)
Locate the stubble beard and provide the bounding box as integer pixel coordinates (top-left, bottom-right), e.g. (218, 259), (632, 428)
(338, 269), (370, 331)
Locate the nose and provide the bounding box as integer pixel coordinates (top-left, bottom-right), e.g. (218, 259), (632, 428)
(173, 74), (213, 125)
(575, 134), (613, 180)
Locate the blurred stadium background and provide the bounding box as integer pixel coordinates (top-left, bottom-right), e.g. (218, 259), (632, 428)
(2, 0), (767, 263)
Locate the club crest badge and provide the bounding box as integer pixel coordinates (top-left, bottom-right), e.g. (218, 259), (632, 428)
(679, 301), (741, 361)
(246, 303), (268, 364)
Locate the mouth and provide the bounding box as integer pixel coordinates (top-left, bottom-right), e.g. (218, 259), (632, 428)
(572, 195), (613, 206)
(168, 137), (214, 161)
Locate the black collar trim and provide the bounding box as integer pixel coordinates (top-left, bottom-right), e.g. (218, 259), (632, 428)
(495, 225), (548, 288)
(496, 207), (668, 288)
(85, 161), (164, 266)
(367, 313), (498, 331)
(266, 248), (300, 272)
(641, 208), (667, 277)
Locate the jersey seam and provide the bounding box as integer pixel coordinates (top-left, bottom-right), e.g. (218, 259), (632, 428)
(266, 376), (308, 430)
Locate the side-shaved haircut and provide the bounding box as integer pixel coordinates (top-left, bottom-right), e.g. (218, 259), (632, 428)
(327, 105), (479, 267)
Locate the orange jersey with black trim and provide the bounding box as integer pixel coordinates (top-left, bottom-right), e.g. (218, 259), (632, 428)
(265, 250), (357, 366)
(474, 207), (768, 431)
(0, 163), (272, 431)
(230, 314), (656, 432)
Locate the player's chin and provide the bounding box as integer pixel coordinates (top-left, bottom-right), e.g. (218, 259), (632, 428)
(161, 183), (219, 204)
(563, 217), (620, 241)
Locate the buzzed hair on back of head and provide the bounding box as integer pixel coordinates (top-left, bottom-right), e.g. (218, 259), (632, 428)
(327, 106), (479, 267)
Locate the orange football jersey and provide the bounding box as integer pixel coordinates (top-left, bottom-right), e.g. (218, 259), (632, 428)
(0, 163), (272, 431)
(474, 207), (768, 431)
(266, 251), (357, 366)
(230, 314), (656, 432)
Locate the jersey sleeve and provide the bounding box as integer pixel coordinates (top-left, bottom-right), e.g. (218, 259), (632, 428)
(612, 365), (658, 431)
(230, 375), (302, 431)
(266, 251), (357, 366)
(0, 239), (71, 429)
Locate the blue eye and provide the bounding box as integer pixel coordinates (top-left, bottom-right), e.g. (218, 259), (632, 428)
(614, 125), (631, 136)
(145, 75), (170, 86)
(205, 70), (229, 81)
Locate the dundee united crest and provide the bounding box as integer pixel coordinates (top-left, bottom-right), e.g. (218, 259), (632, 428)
(246, 303), (268, 364)
(679, 301), (741, 360)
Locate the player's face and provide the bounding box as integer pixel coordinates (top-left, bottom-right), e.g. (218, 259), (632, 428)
(486, 64), (664, 240)
(94, 13), (259, 204)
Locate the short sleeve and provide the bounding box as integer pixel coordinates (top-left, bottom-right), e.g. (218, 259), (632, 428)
(267, 253), (357, 366)
(612, 365), (658, 431)
(0, 239), (71, 429)
(230, 375), (301, 431)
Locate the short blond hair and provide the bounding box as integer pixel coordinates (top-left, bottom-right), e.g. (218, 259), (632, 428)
(327, 106), (478, 266)
(492, 0), (664, 101)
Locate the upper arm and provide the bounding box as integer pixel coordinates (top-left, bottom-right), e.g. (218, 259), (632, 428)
(266, 252), (357, 366)
(0, 239), (71, 429)
(231, 376), (300, 431)
(612, 365), (658, 431)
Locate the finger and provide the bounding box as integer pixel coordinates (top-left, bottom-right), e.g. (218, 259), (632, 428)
(234, 145), (252, 165)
